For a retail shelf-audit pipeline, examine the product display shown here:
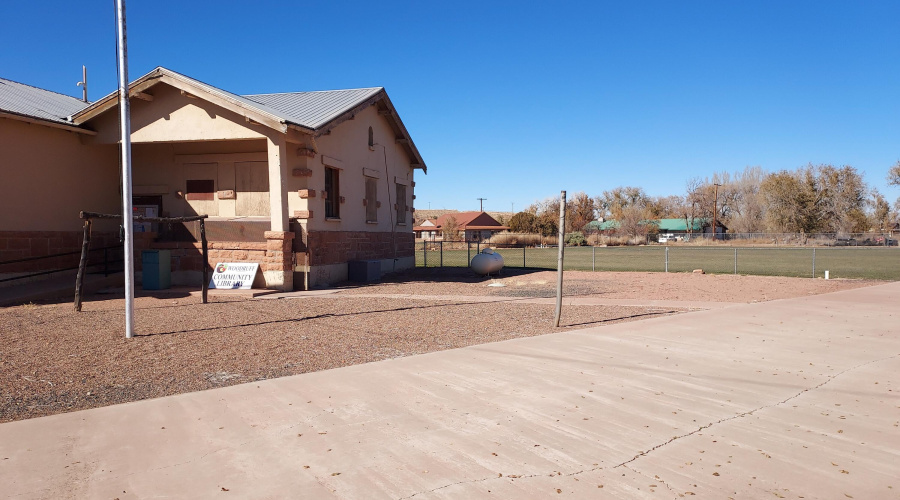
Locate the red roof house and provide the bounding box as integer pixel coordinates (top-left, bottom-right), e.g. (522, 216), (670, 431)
(414, 211), (508, 240)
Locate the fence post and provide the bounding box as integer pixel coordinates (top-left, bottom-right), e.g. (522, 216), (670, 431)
(592, 246), (595, 272)
(523, 245), (526, 268)
(665, 246), (669, 273)
(466, 242), (470, 268)
(440, 241), (444, 267)
(554, 190), (566, 327)
(812, 247), (816, 278)
(423, 240), (427, 267)
(74, 219), (93, 312)
(734, 248), (737, 275)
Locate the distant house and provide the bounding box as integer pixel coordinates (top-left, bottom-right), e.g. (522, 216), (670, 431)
(414, 211), (508, 240)
(412, 218), (440, 239)
(584, 220), (619, 235)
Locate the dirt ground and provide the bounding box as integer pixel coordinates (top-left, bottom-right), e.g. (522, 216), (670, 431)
(0, 269), (882, 423)
(339, 268), (879, 302)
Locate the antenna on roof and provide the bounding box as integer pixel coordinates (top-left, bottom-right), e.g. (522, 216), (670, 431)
(76, 65), (88, 102)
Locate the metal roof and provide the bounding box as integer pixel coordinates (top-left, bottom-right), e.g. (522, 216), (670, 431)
(72, 68), (296, 127)
(18, 66), (424, 171)
(242, 88), (383, 130)
(0, 77), (88, 124)
(658, 218), (707, 231)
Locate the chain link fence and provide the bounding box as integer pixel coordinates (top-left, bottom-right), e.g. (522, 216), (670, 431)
(415, 241), (900, 280)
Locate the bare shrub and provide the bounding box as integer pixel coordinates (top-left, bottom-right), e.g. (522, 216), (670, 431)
(488, 232), (542, 247)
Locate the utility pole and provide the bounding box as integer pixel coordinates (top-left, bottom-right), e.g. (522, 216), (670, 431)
(712, 183), (722, 242)
(477, 198), (487, 212)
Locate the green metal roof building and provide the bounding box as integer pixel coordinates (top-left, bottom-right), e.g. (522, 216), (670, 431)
(585, 218), (726, 233)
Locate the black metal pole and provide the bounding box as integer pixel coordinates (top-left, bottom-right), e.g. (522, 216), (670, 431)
(200, 219), (209, 304)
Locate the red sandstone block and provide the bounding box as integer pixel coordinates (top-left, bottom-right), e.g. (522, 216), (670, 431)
(264, 231), (295, 240)
(8, 239), (30, 250)
(29, 238), (50, 256)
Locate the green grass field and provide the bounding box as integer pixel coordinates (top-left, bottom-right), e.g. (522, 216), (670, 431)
(416, 245), (900, 280)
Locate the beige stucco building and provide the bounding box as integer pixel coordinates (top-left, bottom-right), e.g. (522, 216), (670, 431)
(0, 68), (426, 290)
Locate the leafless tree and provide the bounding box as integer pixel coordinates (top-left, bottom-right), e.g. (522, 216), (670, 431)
(442, 216), (460, 241)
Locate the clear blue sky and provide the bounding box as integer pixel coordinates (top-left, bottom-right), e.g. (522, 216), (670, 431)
(3, 1), (898, 212)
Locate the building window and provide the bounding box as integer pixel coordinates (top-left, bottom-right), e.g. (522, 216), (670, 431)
(395, 183), (407, 224)
(185, 179), (214, 200)
(368, 126), (374, 149)
(325, 167), (340, 218)
(365, 177), (378, 222)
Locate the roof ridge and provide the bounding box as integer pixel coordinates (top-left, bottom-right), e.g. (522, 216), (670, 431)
(242, 87), (382, 97)
(0, 77), (89, 105)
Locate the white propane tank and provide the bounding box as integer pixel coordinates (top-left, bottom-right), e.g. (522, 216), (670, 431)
(471, 248), (504, 275)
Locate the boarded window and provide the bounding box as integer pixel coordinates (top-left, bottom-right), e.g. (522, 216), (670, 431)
(185, 179), (214, 200)
(395, 183), (407, 224)
(325, 167), (340, 218)
(365, 177), (378, 222)
(235, 161), (270, 216)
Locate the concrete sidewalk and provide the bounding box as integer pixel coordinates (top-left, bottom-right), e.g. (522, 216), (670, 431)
(1, 283), (899, 499)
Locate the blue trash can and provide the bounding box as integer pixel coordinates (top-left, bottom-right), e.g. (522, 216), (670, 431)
(142, 250), (171, 290)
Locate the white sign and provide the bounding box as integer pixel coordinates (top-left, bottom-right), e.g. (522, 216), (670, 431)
(209, 262), (259, 290)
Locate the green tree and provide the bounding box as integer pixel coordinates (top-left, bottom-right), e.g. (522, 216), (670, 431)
(534, 212), (559, 237)
(760, 169), (820, 233)
(760, 164), (868, 234)
(508, 211), (536, 233)
(816, 164), (868, 234)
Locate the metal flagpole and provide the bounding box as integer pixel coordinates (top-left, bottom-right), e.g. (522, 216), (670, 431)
(116, 0), (135, 338)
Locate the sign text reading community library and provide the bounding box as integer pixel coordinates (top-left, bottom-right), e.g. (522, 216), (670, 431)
(209, 262), (259, 290)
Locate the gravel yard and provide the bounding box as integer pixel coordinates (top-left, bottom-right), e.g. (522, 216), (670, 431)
(0, 269), (880, 423)
(338, 268), (879, 302)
